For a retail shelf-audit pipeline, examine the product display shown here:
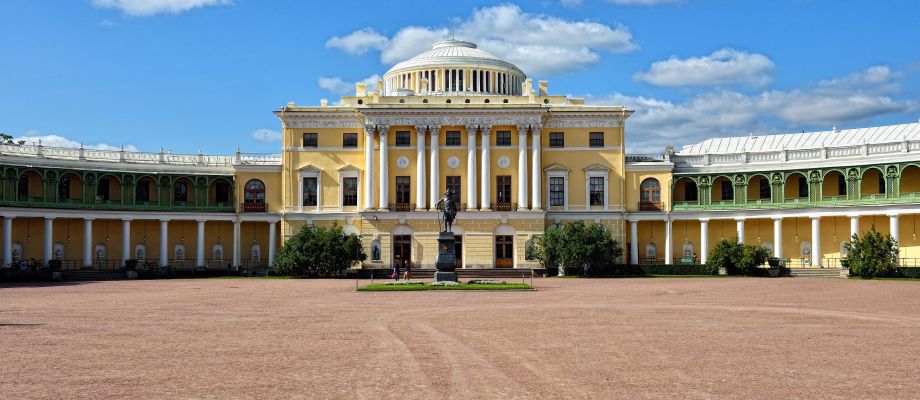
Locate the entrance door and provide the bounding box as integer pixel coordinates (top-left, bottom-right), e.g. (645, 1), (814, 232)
(393, 235), (411, 266)
(495, 235), (513, 268)
(454, 235), (463, 268)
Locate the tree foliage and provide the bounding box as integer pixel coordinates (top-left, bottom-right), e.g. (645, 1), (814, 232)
(707, 237), (769, 275)
(534, 221), (623, 275)
(0, 133), (24, 146)
(273, 224), (366, 277)
(843, 227), (899, 278)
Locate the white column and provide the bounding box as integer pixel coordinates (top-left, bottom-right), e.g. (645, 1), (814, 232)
(700, 219), (709, 264)
(811, 217), (821, 267)
(849, 215), (859, 240)
(736, 218), (745, 243)
(629, 220), (639, 264)
(531, 127), (542, 210)
(465, 126), (477, 209)
(159, 219), (168, 267)
(196, 219), (206, 267)
(664, 218), (673, 265)
(363, 125), (375, 210)
(480, 129), (491, 210)
(889, 214), (900, 262)
(378, 130), (389, 209)
(268, 221), (277, 267)
(83, 218), (93, 267)
(517, 126), (528, 209)
(43, 217), (54, 266)
(2, 216), (12, 267)
(772, 217), (782, 258)
(415, 126), (427, 210)
(232, 219), (241, 268)
(122, 219), (131, 267)
(431, 127), (441, 210)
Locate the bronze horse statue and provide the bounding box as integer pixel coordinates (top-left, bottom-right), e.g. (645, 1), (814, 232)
(435, 187), (458, 232)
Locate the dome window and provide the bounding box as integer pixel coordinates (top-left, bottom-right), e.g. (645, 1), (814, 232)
(446, 99), (452, 104)
(357, 99), (363, 105)
(423, 99), (428, 103)
(543, 99), (549, 104)
(484, 99), (490, 104)
(503, 99), (509, 103)
(399, 99), (405, 103)
(464, 99), (470, 103)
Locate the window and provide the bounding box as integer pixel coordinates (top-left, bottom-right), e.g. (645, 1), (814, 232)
(639, 178), (659, 203)
(685, 182), (698, 202)
(496, 176), (512, 205)
(590, 177), (605, 206)
(215, 182), (230, 203)
(395, 176), (410, 205)
(878, 174), (886, 194)
(721, 180), (734, 201)
(303, 133), (317, 148)
(550, 177), (564, 206)
(244, 180), (265, 204)
(97, 178), (110, 201)
(446, 176), (461, 203)
(136, 180), (150, 203)
(495, 236), (514, 268)
(302, 177), (317, 206)
(759, 178), (770, 199)
(589, 132), (604, 147)
(58, 176), (71, 200)
(342, 133), (357, 148)
(549, 132), (564, 148)
(343, 177), (358, 206)
(17, 175), (28, 200)
(174, 181), (188, 202)
(798, 176), (808, 198)
(838, 174), (846, 196)
(446, 131), (461, 146)
(496, 131), (511, 146)
(395, 131), (410, 146)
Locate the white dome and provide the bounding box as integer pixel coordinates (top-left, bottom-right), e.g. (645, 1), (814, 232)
(387, 40), (523, 75)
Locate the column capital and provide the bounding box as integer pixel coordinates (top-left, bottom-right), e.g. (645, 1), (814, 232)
(699, 218), (710, 223)
(627, 218), (639, 223)
(810, 216), (821, 221)
(771, 216), (783, 221)
(44, 216), (57, 220)
(465, 125), (479, 134)
(429, 126), (440, 136)
(414, 125), (428, 134)
(886, 212), (900, 217)
(121, 217), (133, 222)
(364, 124), (375, 135)
(847, 214), (860, 219)
(480, 127), (491, 136)
(83, 217), (95, 221)
(734, 217), (746, 222)
(531, 126), (541, 136)
(159, 218), (170, 223)
(516, 124), (529, 135)
(196, 219), (208, 223)
(377, 125), (389, 136)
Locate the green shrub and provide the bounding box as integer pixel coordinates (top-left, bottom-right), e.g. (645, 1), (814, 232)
(706, 237), (769, 275)
(844, 227), (898, 278)
(534, 221), (622, 276)
(273, 224), (366, 277)
(899, 267), (920, 279)
(639, 264), (716, 276)
(47, 259), (62, 271)
(124, 259), (138, 270)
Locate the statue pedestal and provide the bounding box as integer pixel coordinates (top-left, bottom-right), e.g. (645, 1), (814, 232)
(434, 231), (458, 282)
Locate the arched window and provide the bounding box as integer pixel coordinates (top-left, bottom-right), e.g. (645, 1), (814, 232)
(174, 181), (188, 202)
(640, 178), (662, 210)
(244, 179), (266, 212)
(58, 176), (71, 200)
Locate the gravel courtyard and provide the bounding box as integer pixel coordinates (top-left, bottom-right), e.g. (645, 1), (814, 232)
(2, 277), (919, 399)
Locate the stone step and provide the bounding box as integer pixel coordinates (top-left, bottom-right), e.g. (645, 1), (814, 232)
(354, 268), (539, 280)
(788, 268), (842, 278)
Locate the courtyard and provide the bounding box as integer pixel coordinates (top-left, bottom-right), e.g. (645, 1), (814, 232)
(2, 277), (919, 399)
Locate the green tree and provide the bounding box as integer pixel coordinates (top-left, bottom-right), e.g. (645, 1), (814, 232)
(273, 224), (366, 277)
(843, 227), (899, 278)
(534, 221), (622, 275)
(0, 133), (24, 146)
(707, 237), (769, 275)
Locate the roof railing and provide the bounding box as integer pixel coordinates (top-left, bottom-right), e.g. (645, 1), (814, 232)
(0, 143), (281, 167)
(672, 138), (916, 166)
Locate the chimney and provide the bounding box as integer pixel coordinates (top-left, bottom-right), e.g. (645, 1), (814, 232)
(523, 79), (533, 96)
(320, 99), (328, 107)
(538, 80), (549, 96)
(376, 79), (384, 94)
(355, 82), (367, 97)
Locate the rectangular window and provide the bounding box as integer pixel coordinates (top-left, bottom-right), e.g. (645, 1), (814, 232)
(721, 180), (733, 201)
(550, 177), (564, 206)
(303, 133), (317, 148)
(496, 175), (512, 205)
(395, 176), (410, 205)
(302, 177), (317, 206)
(838, 174), (846, 196)
(759, 178), (770, 199)
(590, 177), (604, 206)
(496, 131), (512, 146)
(395, 131), (410, 146)
(589, 132), (604, 147)
(97, 178), (110, 201)
(798, 177), (809, 198)
(446, 176), (461, 203)
(343, 177), (358, 206)
(136, 180), (149, 203)
(685, 182), (698, 202)
(59, 176), (70, 200)
(174, 182), (188, 202)
(446, 131), (461, 146)
(495, 235), (514, 268)
(342, 133), (357, 148)
(549, 132), (564, 148)
(17, 175), (28, 200)
(215, 182), (230, 203)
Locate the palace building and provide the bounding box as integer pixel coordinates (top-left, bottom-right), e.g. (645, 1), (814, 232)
(3, 39), (920, 271)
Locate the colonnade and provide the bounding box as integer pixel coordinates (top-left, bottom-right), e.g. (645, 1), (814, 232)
(385, 68), (520, 95)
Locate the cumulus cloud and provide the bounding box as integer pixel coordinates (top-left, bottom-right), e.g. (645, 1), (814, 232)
(317, 74), (382, 96)
(326, 4), (637, 76)
(90, 0), (231, 17)
(635, 48), (775, 87)
(250, 129), (281, 143)
(586, 65), (917, 153)
(14, 133), (138, 151)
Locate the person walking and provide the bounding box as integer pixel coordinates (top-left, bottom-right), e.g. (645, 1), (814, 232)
(582, 260), (590, 278)
(403, 258), (412, 281)
(393, 255), (401, 281)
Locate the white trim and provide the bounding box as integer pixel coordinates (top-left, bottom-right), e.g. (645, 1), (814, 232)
(585, 169), (609, 211)
(298, 169), (322, 213)
(542, 146), (623, 152)
(546, 169), (569, 211)
(338, 168), (361, 212)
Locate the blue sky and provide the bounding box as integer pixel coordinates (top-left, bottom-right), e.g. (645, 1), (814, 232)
(1, 0), (918, 154)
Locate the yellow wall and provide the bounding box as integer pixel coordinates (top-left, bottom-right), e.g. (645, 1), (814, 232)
(625, 170), (671, 211)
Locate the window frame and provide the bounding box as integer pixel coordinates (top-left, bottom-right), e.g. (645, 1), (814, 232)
(302, 177), (318, 207)
(174, 181), (189, 203)
(589, 132), (604, 148)
(395, 131), (411, 147)
(302, 133), (318, 148)
(589, 177), (605, 206)
(495, 131), (512, 146)
(549, 132), (564, 148)
(342, 132), (358, 148)
(445, 131), (461, 146)
(446, 176), (461, 204)
(720, 180), (734, 201)
(549, 176), (565, 206)
(342, 177), (358, 207)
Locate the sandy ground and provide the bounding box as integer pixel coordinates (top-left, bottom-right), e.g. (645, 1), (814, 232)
(1, 277), (919, 399)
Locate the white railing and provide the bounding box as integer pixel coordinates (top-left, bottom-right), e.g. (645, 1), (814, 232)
(0, 143), (281, 168)
(673, 139), (917, 166)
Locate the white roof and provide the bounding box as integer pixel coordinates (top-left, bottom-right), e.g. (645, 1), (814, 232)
(385, 40), (524, 77)
(678, 122), (920, 155)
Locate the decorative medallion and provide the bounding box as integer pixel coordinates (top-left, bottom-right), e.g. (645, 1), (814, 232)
(447, 156), (460, 169)
(396, 156), (410, 169)
(497, 156), (510, 169)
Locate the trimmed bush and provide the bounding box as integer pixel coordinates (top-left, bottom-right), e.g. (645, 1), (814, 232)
(707, 237), (769, 275)
(844, 227), (899, 278)
(534, 221), (623, 276)
(273, 224), (366, 277)
(898, 267), (920, 279)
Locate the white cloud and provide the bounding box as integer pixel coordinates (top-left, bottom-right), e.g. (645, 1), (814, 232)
(318, 74), (382, 96)
(635, 48), (775, 87)
(14, 133), (138, 151)
(586, 65), (917, 153)
(250, 129), (281, 143)
(90, 0), (231, 17)
(327, 4), (637, 76)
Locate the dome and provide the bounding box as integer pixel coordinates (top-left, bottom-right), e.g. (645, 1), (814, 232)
(382, 40), (526, 96)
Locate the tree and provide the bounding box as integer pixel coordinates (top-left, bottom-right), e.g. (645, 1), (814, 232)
(273, 224), (366, 277)
(0, 133), (24, 146)
(843, 227), (898, 278)
(707, 237), (769, 275)
(534, 221), (622, 275)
